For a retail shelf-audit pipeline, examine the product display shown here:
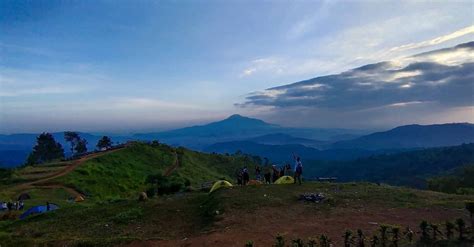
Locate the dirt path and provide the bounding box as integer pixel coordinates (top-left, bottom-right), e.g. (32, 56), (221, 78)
(163, 152), (179, 177)
(14, 148), (125, 198)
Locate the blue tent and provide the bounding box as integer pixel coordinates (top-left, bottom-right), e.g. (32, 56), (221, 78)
(20, 203), (60, 220)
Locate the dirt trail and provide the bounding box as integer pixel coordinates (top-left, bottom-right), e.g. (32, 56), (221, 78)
(14, 148), (125, 198)
(163, 152), (179, 177)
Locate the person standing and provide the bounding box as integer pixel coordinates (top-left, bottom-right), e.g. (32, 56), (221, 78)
(242, 166), (250, 185)
(293, 155), (303, 185)
(255, 165), (261, 181)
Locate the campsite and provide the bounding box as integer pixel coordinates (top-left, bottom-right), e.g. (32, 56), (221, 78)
(2, 1), (474, 246)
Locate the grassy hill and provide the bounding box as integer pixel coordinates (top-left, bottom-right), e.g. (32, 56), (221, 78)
(53, 142), (255, 200)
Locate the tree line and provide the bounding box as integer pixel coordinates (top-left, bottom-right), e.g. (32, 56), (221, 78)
(26, 132), (113, 165)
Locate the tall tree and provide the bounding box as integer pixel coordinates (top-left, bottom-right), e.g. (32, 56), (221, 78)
(64, 131), (80, 155)
(97, 136), (112, 150)
(75, 138), (88, 155)
(26, 132), (64, 165)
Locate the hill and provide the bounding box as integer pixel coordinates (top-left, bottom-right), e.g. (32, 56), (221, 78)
(133, 114), (367, 150)
(308, 143), (474, 188)
(331, 123), (474, 150)
(54, 142), (255, 200)
(246, 133), (327, 148)
(205, 140), (384, 162)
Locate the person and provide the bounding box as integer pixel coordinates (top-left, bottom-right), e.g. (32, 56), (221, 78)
(264, 167), (272, 184)
(255, 165), (261, 181)
(293, 155), (303, 185)
(7, 201), (12, 211)
(19, 200), (24, 210)
(279, 165), (285, 177)
(271, 165), (279, 183)
(242, 166), (250, 185)
(236, 168), (243, 186)
(46, 201), (50, 211)
(285, 163), (292, 176)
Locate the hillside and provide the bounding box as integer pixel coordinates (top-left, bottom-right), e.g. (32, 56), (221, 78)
(54, 142), (255, 200)
(246, 133), (327, 148)
(205, 140), (384, 162)
(1, 182), (472, 246)
(331, 123), (474, 150)
(308, 143), (474, 188)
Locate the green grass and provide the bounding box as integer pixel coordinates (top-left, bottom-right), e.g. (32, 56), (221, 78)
(55, 143), (255, 201)
(1, 182), (472, 246)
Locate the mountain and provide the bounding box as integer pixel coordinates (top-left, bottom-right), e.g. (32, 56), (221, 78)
(246, 133), (327, 148)
(205, 140), (384, 163)
(331, 123), (474, 150)
(134, 114), (367, 150)
(307, 143), (474, 188)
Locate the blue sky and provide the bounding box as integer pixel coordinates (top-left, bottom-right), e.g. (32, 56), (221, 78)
(1, 0), (473, 133)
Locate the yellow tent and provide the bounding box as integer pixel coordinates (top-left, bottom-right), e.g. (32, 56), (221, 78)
(209, 180), (233, 193)
(75, 195), (85, 202)
(275, 176), (294, 184)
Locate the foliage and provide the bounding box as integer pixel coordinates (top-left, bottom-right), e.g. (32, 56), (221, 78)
(64, 131), (80, 155)
(111, 208), (143, 224)
(428, 165), (474, 194)
(26, 132), (64, 165)
(75, 138), (88, 155)
(97, 136), (113, 150)
(307, 143), (474, 188)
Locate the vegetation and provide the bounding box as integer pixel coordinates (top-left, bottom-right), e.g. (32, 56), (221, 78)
(26, 133), (64, 165)
(307, 144), (474, 188)
(64, 131), (80, 155)
(55, 142), (257, 200)
(428, 165), (474, 194)
(96, 136), (112, 150)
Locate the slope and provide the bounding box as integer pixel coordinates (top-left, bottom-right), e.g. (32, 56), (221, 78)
(308, 143), (474, 188)
(55, 142), (256, 200)
(331, 123), (474, 150)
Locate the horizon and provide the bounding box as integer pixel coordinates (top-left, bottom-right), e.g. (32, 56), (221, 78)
(1, 1), (473, 133)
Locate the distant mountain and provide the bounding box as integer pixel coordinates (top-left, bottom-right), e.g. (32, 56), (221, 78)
(246, 133), (327, 148)
(331, 123), (474, 150)
(308, 143), (474, 188)
(205, 140), (384, 163)
(134, 114), (367, 150)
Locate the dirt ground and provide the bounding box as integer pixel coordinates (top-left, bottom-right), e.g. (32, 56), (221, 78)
(126, 204), (467, 247)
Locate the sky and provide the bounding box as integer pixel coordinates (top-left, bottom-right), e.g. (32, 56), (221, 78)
(0, 0), (473, 134)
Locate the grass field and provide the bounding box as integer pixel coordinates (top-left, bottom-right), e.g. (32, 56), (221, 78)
(1, 182), (473, 246)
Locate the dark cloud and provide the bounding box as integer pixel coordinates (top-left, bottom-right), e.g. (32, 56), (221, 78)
(240, 42), (474, 112)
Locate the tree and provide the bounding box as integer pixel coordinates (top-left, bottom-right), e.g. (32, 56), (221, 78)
(97, 136), (112, 150)
(26, 133), (64, 165)
(75, 138), (88, 155)
(64, 131), (80, 155)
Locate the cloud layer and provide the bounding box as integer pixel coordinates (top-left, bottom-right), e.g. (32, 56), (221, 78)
(239, 42), (474, 128)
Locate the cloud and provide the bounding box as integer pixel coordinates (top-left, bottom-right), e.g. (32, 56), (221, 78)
(238, 42), (474, 128)
(389, 25), (474, 53)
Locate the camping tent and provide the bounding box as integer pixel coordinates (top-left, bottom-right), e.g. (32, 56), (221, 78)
(248, 179), (262, 186)
(209, 180), (233, 193)
(18, 193), (31, 201)
(75, 195), (85, 202)
(20, 203), (60, 220)
(275, 176), (294, 184)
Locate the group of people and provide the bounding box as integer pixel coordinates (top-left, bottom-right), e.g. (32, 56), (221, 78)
(236, 154), (304, 185)
(0, 200), (24, 211)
